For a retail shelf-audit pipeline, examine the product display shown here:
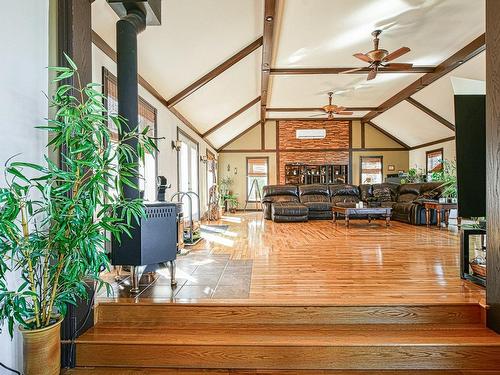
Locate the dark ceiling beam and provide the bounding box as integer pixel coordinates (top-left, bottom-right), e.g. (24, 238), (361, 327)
(409, 136), (456, 150)
(406, 97), (455, 131)
(166, 36), (263, 108)
(269, 66), (436, 75)
(260, 0), (278, 123)
(266, 107), (378, 112)
(91, 30), (217, 152)
(363, 34), (485, 122)
(365, 121), (410, 150)
(266, 117), (361, 121)
(202, 96), (261, 138)
(217, 120), (262, 151)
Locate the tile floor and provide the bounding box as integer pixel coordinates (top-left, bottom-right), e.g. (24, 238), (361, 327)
(98, 250), (253, 302)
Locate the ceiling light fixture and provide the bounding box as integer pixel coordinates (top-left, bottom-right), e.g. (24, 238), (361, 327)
(265, 15), (273, 22)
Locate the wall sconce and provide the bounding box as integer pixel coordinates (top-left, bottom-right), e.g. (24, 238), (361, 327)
(227, 164), (231, 172)
(234, 167), (238, 175)
(200, 155), (208, 164)
(171, 140), (181, 151)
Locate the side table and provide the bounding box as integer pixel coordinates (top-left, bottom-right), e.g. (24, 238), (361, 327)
(423, 201), (460, 228)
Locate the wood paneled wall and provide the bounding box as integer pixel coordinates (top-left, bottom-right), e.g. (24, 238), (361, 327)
(277, 120), (350, 184)
(486, 0), (500, 333)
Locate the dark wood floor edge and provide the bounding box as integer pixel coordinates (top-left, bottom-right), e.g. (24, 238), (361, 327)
(96, 301), (485, 308)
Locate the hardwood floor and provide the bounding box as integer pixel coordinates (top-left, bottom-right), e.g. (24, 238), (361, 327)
(74, 214), (499, 372)
(98, 212), (485, 305)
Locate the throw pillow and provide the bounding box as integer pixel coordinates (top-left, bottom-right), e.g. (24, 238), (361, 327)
(373, 186), (392, 202)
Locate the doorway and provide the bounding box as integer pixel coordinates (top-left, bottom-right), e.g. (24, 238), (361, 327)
(177, 129), (200, 220)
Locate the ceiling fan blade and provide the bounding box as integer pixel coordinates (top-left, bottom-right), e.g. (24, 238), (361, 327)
(367, 68), (378, 81)
(309, 113), (326, 118)
(353, 53), (373, 63)
(384, 63), (413, 71)
(336, 111), (354, 115)
(384, 47), (410, 62)
(340, 67), (365, 74)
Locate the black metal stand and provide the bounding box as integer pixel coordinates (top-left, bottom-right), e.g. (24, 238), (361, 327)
(460, 228), (486, 287)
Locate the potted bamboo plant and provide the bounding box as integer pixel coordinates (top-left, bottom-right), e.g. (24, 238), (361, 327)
(438, 159), (458, 203)
(0, 56), (156, 375)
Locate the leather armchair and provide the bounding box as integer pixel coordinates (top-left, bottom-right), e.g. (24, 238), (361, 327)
(392, 182), (443, 224)
(329, 184), (360, 206)
(261, 185), (307, 221)
(298, 184), (332, 219)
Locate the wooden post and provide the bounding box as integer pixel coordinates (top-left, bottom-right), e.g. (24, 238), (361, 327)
(57, 0), (94, 367)
(486, 0), (500, 333)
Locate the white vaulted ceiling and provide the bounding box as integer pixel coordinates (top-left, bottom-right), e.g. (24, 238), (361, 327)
(91, 0), (485, 150)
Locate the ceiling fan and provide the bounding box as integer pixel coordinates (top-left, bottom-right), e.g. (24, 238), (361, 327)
(342, 30), (412, 80)
(310, 92), (353, 119)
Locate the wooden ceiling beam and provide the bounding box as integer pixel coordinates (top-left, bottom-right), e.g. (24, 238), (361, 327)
(266, 117), (362, 121)
(266, 107), (378, 112)
(409, 136), (456, 150)
(202, 96), (261, 138)
(365, 121), (411, 150)
(363, 34), (485, 122)
(270, 66), (436, 75)
(217, 120), (262, 151)
(166, 36), (263, 108)
(406, 97), (455, 131)
(260, 0), (278, 124)
(91, 30), (218, 152)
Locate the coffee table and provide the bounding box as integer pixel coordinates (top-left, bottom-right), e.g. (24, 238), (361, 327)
(332, 206), (392, 228)
(423, 201), (460, 228)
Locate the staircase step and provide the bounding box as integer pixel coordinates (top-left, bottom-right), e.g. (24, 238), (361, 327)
(65, 368), (500, 374)
(76, 323), (500, 370)
(96, 302), (484, 326)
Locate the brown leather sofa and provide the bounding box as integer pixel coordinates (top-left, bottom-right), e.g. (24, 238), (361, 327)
(261, 182), (444, 224)
(298, 184), (332, 219)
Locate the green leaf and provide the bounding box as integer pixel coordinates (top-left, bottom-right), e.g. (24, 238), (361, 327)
(64, 52), (78, 71)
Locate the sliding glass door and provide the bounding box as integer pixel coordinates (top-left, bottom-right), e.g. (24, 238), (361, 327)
(178, 130), (199, 220)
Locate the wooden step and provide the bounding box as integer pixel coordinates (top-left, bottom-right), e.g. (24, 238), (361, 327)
(65, 368), (500, 374)
(96, 302), (484, 326)
(76, 322), (500, 370)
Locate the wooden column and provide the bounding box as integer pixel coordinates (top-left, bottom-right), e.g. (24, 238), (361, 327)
(58, 0), (93, 86)
(57, 0), (94, 367)
(486, 0), (500, 333)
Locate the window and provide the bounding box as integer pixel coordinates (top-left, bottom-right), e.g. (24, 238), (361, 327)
(360, 156), (383, 184)
(247, 157), (268, 202)
(103, 68), (157, 202)
(426, 148), (443, 180)
(177, 129), (200, 220)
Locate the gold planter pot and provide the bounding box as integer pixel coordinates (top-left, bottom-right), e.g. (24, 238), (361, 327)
(20, 317), (63, 375)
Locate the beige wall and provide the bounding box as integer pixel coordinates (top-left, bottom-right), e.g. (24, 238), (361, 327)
(265, 120), (277, 149)
(409, 139), (456, 171)
(225, 125), (261, 149)
(218, 152), (277, 207)
(351, 121), (409, 184)
(352, 151), (409, 185)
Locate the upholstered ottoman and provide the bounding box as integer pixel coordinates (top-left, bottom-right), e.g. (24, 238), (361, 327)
(271, 202), (308, 222)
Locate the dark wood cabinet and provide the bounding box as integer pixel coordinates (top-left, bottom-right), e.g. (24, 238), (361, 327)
(284, 163), (348, 185)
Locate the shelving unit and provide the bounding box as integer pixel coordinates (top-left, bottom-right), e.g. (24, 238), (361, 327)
(284, 163), (348, 185)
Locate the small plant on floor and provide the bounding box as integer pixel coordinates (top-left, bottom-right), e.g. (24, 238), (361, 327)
(218, 176), (234, 210)
(0, 55), (157, 337)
